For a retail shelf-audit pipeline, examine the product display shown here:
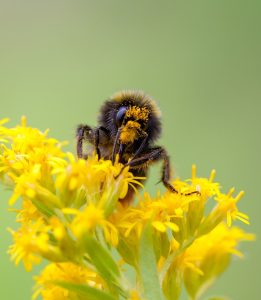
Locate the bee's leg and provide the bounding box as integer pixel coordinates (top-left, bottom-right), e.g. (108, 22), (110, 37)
(94, 126), (110, 159)
(124, 147), (199, 196)
(92, 126), (110, 159)
(76, 124), (92, 158)
(113, 133), (148, 167)
(93, 128), (101, 159)
(131, 134), (148, 161)
(76, 125), (109, 160)
(112, 129), (122, 164)
(124, 147), (179, 193)
(118, 143), (125, 162)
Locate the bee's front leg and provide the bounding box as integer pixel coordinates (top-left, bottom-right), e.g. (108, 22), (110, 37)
(131, 133), (148, 160)
(76, 124), (92, 158)
(76, 125), (109, 159)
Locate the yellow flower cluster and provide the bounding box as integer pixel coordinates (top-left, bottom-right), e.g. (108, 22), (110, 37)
(33, 262), (104, 300)
(0, 118), (255, 300)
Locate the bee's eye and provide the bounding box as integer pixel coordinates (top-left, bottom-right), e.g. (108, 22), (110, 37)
(116, 106), (127, 126)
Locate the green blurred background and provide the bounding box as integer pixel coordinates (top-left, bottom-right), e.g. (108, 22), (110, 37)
(0, 0), (260, 299)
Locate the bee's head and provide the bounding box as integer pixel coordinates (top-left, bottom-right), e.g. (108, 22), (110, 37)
(99, 90), (162, 144)
(115, 105), (149, 144)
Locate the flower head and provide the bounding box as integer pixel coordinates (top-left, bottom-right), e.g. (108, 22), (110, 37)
(33, 262), (104, 300)
(8, 219), (49, 271)
(0, 118), (255, 300)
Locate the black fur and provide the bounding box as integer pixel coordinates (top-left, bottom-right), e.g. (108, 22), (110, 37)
(98, 91), (162, 144)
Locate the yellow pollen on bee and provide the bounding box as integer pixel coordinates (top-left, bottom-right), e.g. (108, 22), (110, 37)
(120, 121), (141, 143)
(126, 106), (150, 121)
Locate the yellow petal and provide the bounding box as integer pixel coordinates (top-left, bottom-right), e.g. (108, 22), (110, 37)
(165, 222), (179, 232)
(119, 181), (129, 199)
(69, 177), (78, 190)
(62, 208), (78, 215)
(152, 221), (166, 232)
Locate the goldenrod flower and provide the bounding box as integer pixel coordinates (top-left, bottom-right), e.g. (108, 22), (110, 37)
(63, 204), (119, 246)
(8, 219), (49, 271)
(33, 262), (104, 300)
(0, 118), (255, 300)
(16, 198), (42, 223)
(182, 223), (255, 300)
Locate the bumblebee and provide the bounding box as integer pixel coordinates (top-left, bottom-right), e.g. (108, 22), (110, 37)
(76, 91), (188, 204)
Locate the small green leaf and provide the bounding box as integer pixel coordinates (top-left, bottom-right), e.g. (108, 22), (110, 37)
(84, 235), (120, 279)
(162, 262), (182, 300)
(139, 224), (166, 300)
(117, 236), (138, 268)
(84, 235), (126, 297)
(153, 231), (170, 261)
(53, 281), (117, 300)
